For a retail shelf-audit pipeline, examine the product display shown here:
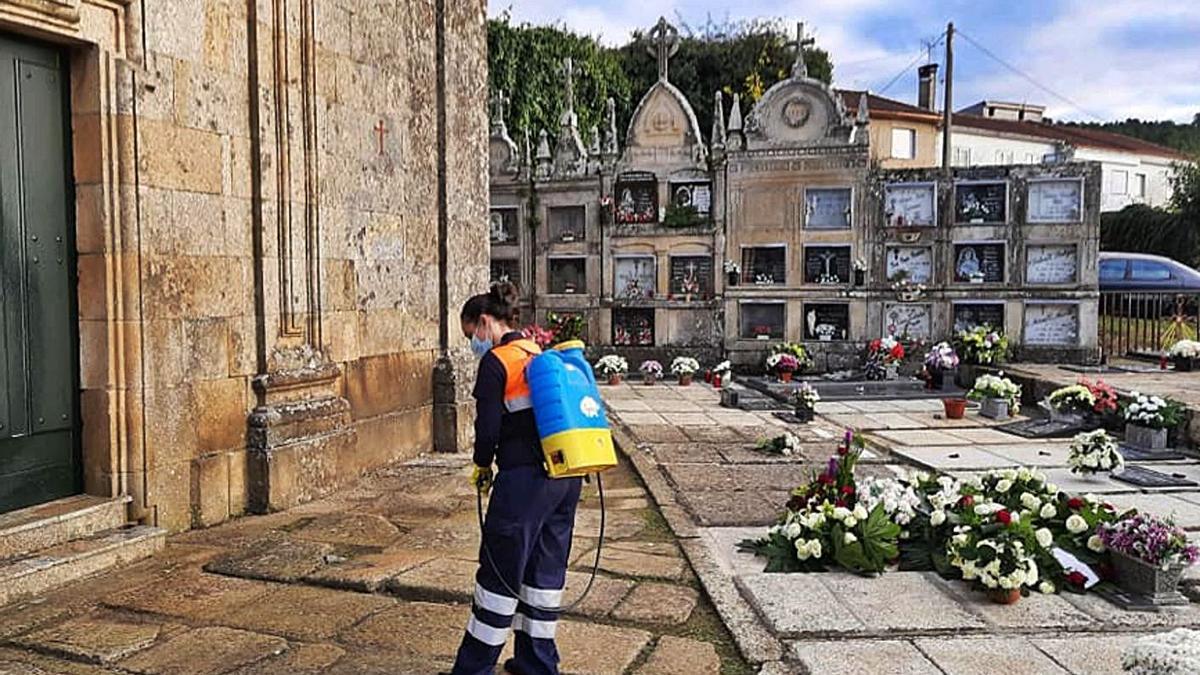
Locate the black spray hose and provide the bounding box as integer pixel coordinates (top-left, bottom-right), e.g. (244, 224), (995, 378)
(475, 472), (605, 614)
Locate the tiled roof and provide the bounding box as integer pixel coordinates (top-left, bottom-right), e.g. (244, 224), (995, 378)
(836, 90), (940, 119)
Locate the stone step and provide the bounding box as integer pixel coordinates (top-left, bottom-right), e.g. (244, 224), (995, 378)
(0, 525), (166, 608)
(0, 494), (132, 559)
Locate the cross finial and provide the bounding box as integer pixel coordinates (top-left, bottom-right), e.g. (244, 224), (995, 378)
(562, 57), (575, 113)
(646, 17), (680, 82)
(786, 22), (816, 78)
(491, 89), (510, 127)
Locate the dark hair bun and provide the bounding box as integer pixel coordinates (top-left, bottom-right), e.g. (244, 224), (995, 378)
(490, 281), (519, 307)
(480, 281), (519, 324)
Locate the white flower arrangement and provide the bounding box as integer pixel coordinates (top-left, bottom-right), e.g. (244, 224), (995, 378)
(853, 257), (868, 272)
(1067, 429), (1124, 475)
(1047, 384), (1096, 414)
(950, 535), (1040, 591)
(791, 382), (821, 410)
(1123, 391), (1184, 430)
(968, 373), (1022, 411)
(595, 355), (628, 376)
(856, 476), (921, 526)
(712, 360), (732, 377)
(1168, 340), (1200, 360)
(723, 260), (742, 274)
(1122, 628), (1200, 675)
(670, 356), (700, 375)
(757, 431), (802, 456)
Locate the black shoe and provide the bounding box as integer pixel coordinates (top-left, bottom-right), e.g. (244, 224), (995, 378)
(502, 659), (523, 675)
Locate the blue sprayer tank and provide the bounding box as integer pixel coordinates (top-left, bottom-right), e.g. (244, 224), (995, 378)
(526, 340), (618, 478)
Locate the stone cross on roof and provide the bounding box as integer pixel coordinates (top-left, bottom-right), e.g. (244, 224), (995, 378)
(646, 17), (680, 82)
(491, 89), (509, 128)
(786, 22), (815, 79)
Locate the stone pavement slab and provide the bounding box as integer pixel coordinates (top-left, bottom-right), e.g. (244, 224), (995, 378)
(982, 444), (1073, 468)
(891, 445), (1013, 471)
(302, 547), (438, 592)
(0, 647), (128, 674)
(938, 584), (1095, 630)
(634, 635), (721, 675)
(117, 627), (287, 675)
(570, 546), (689, 581)
(339, 601), (464, 661)
(942, 427), (1026, 444)
(821, 573), (986, 634)
(610, 582), (698, 624)
(813, 402), (855, 414)
(735, 574), (864, 637)
(914, 636), (1070, 675)
(788, 639), (940, 675)
(500, 620), (654, 675)
(662, 464), (818, 493)
(1104, 492), (1200, 529)
(102, 571), (272, 621)
(625, 425), (689, 443)
(234, 642), (346, 675)
(660, 413), (716, 427)
(1059, 590), (1200, 630)
(1039, 469), (1141, 496)
(15, 615), (168, 664)
(677, 491), (783, 527)
(220, 584), (394, 641)
(606, 398), (654, 413)
(650, 443), (726, 464)
(619, 413), (669, 426)
(681, 426), (755, 443)
(203, 538), (333, 583)
(843, 400), (906, 413)
(875, 429), (969, 446)
(286, 513), (402, 548)
(698, 527), (773, 577)
(1031, 634), (1139, 675)
(821, 413), (887, 431)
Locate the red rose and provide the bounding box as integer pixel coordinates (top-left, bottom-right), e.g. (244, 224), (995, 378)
(870, 339), (881, 351)
(1066, 571), (1087, 587)
(996, 510), (1012, 525)
(818, 474), (834, 485)
(960, 495), (975, 508)
(837, 444), (849, 456)
(835, 498), (848, 508)
(841, 485), (855, 496)
(1102, 503), (1115, 512)
(1067, 497), (1084, 510)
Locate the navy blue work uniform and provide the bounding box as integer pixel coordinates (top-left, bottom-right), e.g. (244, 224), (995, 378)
(450, 332), (583, 675)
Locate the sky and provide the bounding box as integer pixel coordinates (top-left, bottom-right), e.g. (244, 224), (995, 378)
(489, 0), (1200, 123)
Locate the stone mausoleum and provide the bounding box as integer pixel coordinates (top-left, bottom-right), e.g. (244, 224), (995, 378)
(489, 18), (1101, 369)
(0, 0), (488, 536)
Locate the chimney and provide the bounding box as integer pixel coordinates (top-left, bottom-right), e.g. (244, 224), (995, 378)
(918, 63), (939, 112)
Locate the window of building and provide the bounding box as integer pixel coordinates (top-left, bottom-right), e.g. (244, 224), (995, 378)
(741, 246), (786, 285)
(1135, 173), (1147, 198)
(548, 257), (586, 294)
(953, 146), (972, 166)
(1130, 260), (1171, 281)
(891, 128), (916, 159)
(1109, 170), (1129, 195)
(548, 206), (586, 242)
(740, 303), (785, 340)
(669, 256), (713, 300)
(613, 308), (654, 346)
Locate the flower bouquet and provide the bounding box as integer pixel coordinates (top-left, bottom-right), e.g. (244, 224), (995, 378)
(953, 326), (1009, 365)
(1122, 392), (1184, 450)
(670, 356), (700, 385)
(1046, 384), (1096, 422)
(639, 359), (663, 385)
(521, 324), (557, 349)
(1168, 339), (1200, 372)
(1067, 429), (1124, 476)
(790, 382), (821, 422)
(766, 353), (801, 382)
(712, 360), (732, 388)
(595, 355), (628, 385)
(865, 336), (905, 381)
(1078, 377), (1119, 416)
(724, 260), (742, 286)
(923, 342), (959, 390)
(755, 432), (802, 456)
(770, 342), (813, 371)
(1100, 513), (1199, 605)
(853, 258), (868, 286)
(949, 529), (1040, 603)
(968, 373), (1021, 418)
(1122, 628), (1200, 674)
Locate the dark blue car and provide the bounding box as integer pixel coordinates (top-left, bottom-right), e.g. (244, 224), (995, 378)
(1099, 252), (1200, 291)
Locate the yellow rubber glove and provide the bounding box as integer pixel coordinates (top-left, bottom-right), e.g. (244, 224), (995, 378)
(471, 465), (494, 495)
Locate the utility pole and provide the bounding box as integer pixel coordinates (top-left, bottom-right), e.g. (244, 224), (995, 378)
(942, 21), (954, 172)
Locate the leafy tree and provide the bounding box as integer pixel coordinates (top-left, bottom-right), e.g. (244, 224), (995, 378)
(1101, 157), (1200, 267)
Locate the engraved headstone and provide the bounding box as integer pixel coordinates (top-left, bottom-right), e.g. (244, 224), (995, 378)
(804, 303), (850, 341)
(886, 247), (933, 283)
(1113, 466), (1199, 488)
(615, 172), (658, 224)
(741, 303), (785, 340)
(804, 246), (851, 284)
(670, 181), (712, 215)
(669, 256), (713, 299)
(490, 208), (518, 244)
(614, 256), (657, 300)
(1026, 244), (1078, 284)
(954, 243), (1005, 283)
(490, 259), (518, 284)
(1028, 179), (1083, 222)
(953, 303), (1005, 332)
(884, 183), (936, 227)
(805, 187), (852, 229)
(613, 307), (655, 345)
(1024, 303), (1079, 346)
(884, 303), (932, 340)
(955, 182), (1007, 223)
(1117, 446), (1186, 462)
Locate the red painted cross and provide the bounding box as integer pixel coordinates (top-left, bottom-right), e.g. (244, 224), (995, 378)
(374, 119), (388, 155)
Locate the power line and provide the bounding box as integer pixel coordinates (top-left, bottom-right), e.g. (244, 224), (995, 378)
(875, 31), (946, 96)
(955, 28), (1106, 121)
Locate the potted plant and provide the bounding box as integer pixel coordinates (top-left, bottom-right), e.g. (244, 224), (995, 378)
(791, 382), (820, 423)
(942, 397), (968, 419)
(865, 336), (905, 381)
(1046, 384), (1097, 424)
(1078, 377), (1119, 418)
(712, 360), (732, 388)
(923, 342), (959, 390)
(1122, 629), (1200, 673)
(1099, 513), (1199, 606)
(1067, 429), (1124, 476)
(953, 326), (1009, 366)
(595, 355), (628, 385)
(968, 373), (1021, 419)
(639, 359), (663, 385)
(1121, 391), (1184, 450)
(724, 260), (741, 287)
(1168, 339), (1200, 372)
(766, 353), (800, 382)
(770, 342), (813, 372)
(948, 529), (1038, 604)
(853, 258), (867, 287)
(671, 356), (700, 386)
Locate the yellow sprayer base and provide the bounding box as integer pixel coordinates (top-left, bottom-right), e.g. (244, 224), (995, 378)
(541, 428), (618, 478)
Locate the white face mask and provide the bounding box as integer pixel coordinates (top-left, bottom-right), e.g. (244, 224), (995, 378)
(470, 318), (494, 359)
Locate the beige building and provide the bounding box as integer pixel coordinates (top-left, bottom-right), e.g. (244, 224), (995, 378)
(0, 0), (488, 561)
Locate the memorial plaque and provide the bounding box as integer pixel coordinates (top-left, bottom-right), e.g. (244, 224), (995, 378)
(884, 303), (932, 340)
(490, 258), (519, 284)
(1024, 303), (1079, 346)
(615, 171), (658, 224)
(955, 182), (1008, 224)
(1028, 179), (1083, 223)
(805, 187), (852, 229)
(804, 246), (851, 285)
(742, 246), (787, 285)
(953, 303), (1005, 333)
(548, 205), (586, 242)
(613, 307), (654, 346)
(614, 256), (656, 300)
(1026, 244), (1078, 284)
(670, 181), (712, 216)
(954, 243), (1005, 283)
(884, 183), (935, 227)
(996, 419), (1089, 439)
(669, 256), (713, 300)
(490, 208), (518, 244)
(1112, 465), (1199, 488)
(1117, 446), (1187, 462)
(886, 247), (933, 283)
(740, 303), (785, 340)
(548, 257), (586, 294)
(804, 303), (850, 341)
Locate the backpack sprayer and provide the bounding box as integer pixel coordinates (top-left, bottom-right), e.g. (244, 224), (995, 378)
(475, 340), (619, 613)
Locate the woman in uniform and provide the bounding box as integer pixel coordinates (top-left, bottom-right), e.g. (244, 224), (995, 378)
(450, 282), (583, 675)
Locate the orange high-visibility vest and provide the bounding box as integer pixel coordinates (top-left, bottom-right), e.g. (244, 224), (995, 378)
(492, 339), (542, 412)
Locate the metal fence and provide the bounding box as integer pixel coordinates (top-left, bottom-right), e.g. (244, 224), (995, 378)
(1100, 291), (1200, 358)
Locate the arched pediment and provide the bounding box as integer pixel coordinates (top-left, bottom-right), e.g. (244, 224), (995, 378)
(489, 134), (519, 176)
(744, 78), (854, 149)
(624, 81), (705, 154)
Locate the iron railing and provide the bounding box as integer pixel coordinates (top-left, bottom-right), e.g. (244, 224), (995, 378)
(1100, 291), (1200, 358)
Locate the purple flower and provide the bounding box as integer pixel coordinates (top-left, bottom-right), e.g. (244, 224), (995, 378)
(1100, 513), (1199, 567)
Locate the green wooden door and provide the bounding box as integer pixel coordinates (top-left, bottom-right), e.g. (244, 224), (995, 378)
(0, 36), (79, 514)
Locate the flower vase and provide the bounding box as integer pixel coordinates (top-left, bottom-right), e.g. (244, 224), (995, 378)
(1110, 550), (1189, 606)
(979, 398), (1010, 419)
(712, 375), (723, 389)
(643, 374), (657, 386)
(703, 370), (713, 384)
(943, 398), (968, 419)
(794, 406), (814, 423)
(678, 373), (693, 386)
(727, 271), (740, 287)
(884, 364), (898, 380)
(853, 269), (866, 287)
(1125, 423), (1168, 450)
(607, 374), (622, 386)
(986, 588), (1021, 605)
(779, 371), (793, 383)
(927, 368), (945, 390)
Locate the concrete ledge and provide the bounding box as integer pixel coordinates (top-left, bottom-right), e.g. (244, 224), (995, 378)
(0, 495), (130, 559)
